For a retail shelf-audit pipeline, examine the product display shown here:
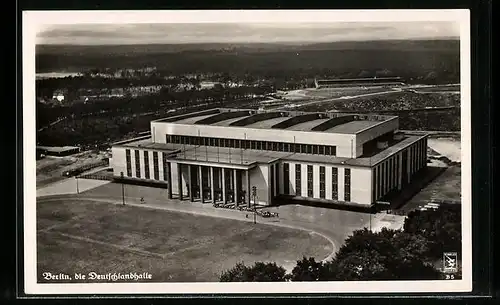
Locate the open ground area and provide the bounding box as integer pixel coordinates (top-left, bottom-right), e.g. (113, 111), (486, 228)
(36, 150), (110, 188)
(37, 198), (333, 282)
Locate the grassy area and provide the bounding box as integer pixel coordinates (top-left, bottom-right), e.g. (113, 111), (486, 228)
(37, 200), (332, 282)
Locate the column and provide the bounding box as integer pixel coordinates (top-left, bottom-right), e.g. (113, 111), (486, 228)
(246, 170), (251, 208)
(188, 164), (194, 202)
(210, 167), (215, 203)
(222, 168), (226, 204)
(177, 163), (183, 200)
(199, 166), (204, 203)
(234, 169), (239, 206)
(167, 162), (172, 199)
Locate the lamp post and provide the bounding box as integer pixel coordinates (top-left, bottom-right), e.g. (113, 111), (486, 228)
(76, 176), (79, 194)
(120, 172), (125, 205)
(251, 186), (257, 224)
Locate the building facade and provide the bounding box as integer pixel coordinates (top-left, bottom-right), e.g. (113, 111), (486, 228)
(111, 108), (427, 207)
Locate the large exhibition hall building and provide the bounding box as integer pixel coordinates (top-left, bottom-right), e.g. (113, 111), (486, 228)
(110, 108), (428, 207)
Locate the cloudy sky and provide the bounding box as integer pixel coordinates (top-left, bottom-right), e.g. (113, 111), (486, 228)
(36, 22), (460, 45)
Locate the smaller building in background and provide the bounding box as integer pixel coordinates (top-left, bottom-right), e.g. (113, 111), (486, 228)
(36, 146), (80, 157)
(314, 77), (406, 89)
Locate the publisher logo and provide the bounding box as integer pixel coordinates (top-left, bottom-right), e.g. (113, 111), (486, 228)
(443, 252), (458, 273)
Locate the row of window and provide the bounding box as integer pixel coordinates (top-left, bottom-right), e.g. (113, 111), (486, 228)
(282, 163), (349, 202)
(126, 149), (167, 182)
(166, 134), (337, 156)
(372, 139), (427, 201)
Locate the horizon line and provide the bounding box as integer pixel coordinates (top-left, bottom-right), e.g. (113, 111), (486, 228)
(36, 37), (460, 47)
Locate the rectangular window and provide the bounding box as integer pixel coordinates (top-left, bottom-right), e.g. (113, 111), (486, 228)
(135, 150), (141, 178)
(319, 145), (325, 155)
(295, 164), (301, 196)
(307, 145), (313, 154)
(325, 146), (331, 156)
(332, 167), (338, 200)
(162, 152), (169, 181)
(319, 166), (325, 199)
(331, 146), (337, 156)
(251, 140), (256, 149)
(307, 165), (314, 197)
(294, 144), (301, 153)
(125, 149), (132, 177)
(283, 163), (290, 195)
(344, 168), (351, 202)
(312, 145), (318, 155)
(275, 164), (279, 196)
(372, 167), (376, 202)
(278, 142), (284, 152)
(153, 151), (159, 180)
(144, 151), (150, 179)
(301, 144), (307, 154)
(377, 163), (382, 198)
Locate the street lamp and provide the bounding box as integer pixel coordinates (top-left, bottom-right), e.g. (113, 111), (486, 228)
(251, 186), (257, 224)
(76, 176), (79, 194)
(120, 172), (125, 205)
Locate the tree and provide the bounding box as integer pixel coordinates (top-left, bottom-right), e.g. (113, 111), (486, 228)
(404, 207), (461, 259)
(220, 262), (287, 282)
(324, 228), (441, 281)
(289, 257), (325, 281)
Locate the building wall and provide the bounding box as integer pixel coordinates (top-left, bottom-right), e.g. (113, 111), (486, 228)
(277, 160), (373, 205)
(111, 147), (127, 177)
(350, 167), (373, 204)
(249, 164), (270, 205)
(112, 135), (427, 207)
(151, 122), (357, 158)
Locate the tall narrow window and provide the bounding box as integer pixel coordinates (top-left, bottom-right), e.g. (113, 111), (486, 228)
(162, 152), (169, 181)
(372, 167), (376, 202)
(125, 149), (132, 177)
(153, 151), (159, 180)
(295, 164), (301, 196)
(307, 165), (314, 197)
(283, 163), (290, 195)
(144, 151), (150, 179)
(319, 166), (325, 199)
(332, 167), (338, 200)
(344, 168), (351, 202)
(135, 150), (141, 178)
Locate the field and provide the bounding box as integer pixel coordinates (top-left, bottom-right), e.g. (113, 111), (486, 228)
(37, 199), (333, 282)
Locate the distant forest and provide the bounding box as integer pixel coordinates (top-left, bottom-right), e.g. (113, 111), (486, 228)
(36, 40), (460, 83)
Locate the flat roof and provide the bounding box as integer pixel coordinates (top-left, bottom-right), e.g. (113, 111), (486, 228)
(114, 134), (425, 168)
(113, 137), (179, 153)
(157, 108), (397, 135)
(283, 134), (425, 166)
(166, 144), (291, 166)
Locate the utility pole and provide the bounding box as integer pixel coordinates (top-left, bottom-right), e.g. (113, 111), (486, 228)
(120, 172), (125, 205)
(76, 176), (79, 194)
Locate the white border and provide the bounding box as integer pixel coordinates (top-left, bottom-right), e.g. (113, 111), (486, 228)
(23, 9), (471, 295)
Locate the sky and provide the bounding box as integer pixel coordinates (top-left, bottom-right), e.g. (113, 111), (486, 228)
(36, 22), (460, 45)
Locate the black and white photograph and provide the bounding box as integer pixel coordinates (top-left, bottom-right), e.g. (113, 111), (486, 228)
(23, 10), (471, 294)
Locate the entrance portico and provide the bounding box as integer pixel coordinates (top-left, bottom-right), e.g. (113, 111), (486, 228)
(167, 159), (255, 207)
